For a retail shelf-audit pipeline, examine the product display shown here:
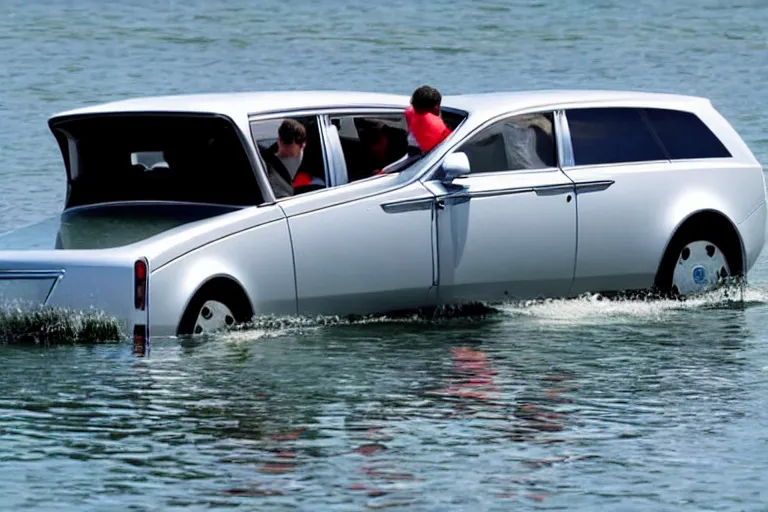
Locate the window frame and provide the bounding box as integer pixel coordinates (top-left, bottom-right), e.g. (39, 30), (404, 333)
(247, 112), (327, 202)
(560, 105), (734, 170)
(51, 111), (270, 210)
(449, 109), (561, 177)
(247, 106), (470, 202)
(248, 107), (416, 199)
(421, 108), (568, 184)
(323, 110), (411, 185)
(561, 106), (670, 168)
(642, 107), (733, 161)
(318, 106), (467, 186)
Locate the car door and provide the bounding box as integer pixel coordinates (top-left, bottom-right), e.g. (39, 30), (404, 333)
(557, 106), (734, 294)
(424, 110), (577, 303)
(275, 111), (437, 316)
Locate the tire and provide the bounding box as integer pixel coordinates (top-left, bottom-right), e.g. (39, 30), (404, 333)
(655, 223), (739, 298)
(177, 282), (253, 336)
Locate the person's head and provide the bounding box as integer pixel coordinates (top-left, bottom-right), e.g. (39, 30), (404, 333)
(410, 85), (442, 115)
(359, 121), (389, 161)
(277, 119), (306, 158)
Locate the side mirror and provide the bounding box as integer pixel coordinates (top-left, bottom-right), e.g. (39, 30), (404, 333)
(440, 152), (470, 182)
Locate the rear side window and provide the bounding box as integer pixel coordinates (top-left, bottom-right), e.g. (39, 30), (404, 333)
(327, 114), (409, 182)
(566, 108), (667, 166)
(643, 108), (731, 159)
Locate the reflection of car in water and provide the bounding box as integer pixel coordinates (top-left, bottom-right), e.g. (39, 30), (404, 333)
(0, 89), (764, 346)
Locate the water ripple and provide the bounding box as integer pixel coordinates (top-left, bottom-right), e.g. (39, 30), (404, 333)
(1, 283), (764, 508)
(2, 0), (768, 509)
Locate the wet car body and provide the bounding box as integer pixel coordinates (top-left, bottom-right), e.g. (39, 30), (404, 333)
(0, 89), (764, 342)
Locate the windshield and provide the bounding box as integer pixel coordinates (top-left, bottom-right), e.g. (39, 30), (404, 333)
(50, 113), (265, 209)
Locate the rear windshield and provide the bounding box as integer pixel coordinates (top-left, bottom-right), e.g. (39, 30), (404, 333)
(50, 113), (264, 209)
(0, 203), (237, 250)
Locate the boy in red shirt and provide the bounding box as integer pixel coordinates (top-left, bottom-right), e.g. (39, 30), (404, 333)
(404, 85), (452, 153)
(374, 85), (452, 176)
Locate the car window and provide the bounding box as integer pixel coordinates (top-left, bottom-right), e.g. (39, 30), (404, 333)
(130, 151), (166, 170)
(566, 107), (667, 166)
(249, 115), (327, 199)
(328, 114), (410, 183)
(643, 108), (731, 160)
(456, 112), (557, 173)
(53, 114), (266, 209)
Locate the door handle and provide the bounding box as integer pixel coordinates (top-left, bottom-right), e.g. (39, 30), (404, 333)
(436, 193), (471, 208)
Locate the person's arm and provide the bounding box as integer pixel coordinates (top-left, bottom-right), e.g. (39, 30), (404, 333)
(377, 151), (422, 175)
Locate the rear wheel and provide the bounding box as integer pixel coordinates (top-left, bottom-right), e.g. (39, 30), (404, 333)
(655, 222), (740, 298)
(177, 281), (253, 336)
(670, 240), (730, 296)
(191, 299), (237, 334)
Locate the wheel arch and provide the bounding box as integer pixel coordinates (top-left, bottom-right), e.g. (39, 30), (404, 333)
(176, 273), (255, 335)
(654, 208), (746, 287)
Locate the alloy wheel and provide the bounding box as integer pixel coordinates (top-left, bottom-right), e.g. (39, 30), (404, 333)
(194, 300), (237, 334)
(671, 240), (730, 296)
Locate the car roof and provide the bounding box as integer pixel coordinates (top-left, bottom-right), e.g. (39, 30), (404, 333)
(50, 90), (412, 120)
(443, 89), (710, 114)
(49, 89), (712, 122)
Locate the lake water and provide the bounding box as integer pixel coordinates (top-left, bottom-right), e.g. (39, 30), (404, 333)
(2, 0), (768, 509)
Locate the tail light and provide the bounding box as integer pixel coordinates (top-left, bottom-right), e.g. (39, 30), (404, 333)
(134, 258), (147, 310)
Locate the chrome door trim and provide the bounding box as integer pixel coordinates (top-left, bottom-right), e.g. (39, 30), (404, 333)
(533, 183), (575, 196)
(451, 166), (561, 180)
(0, 270), (64, 279)
(317, 114), (332, 185)
(465, 187), (534, 199)
(555, 110), (575, 167)
(247, 106), (408, 121)
(573, 180), (615, 193)
(430, 182), (554, 208)
(380, 197), (435, 214)
(430, 200), (439, 286)
(432, 185), (540, 209)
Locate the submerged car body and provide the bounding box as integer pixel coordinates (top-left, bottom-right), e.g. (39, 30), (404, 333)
(0, 89), (764, 343)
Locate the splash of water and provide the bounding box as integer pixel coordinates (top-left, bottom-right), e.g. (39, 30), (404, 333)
(497, 283), (768, 325)
(217, 283), (768, 340)
(216, 304), (498, 342)
(0, 303), (122, 345)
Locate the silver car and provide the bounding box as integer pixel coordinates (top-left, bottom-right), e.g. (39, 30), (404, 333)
(0, 89), (765, 346)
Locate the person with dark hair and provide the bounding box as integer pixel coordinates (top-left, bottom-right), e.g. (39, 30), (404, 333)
(260, 119), (308, 198)
(276, 119), (306, 177)
(404, 85), (452, 153)
(374, 85), (452, 177)
(410, 85), (443, 114)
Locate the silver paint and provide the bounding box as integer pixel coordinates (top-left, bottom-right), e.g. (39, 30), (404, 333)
(0, 89), (762, 340)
